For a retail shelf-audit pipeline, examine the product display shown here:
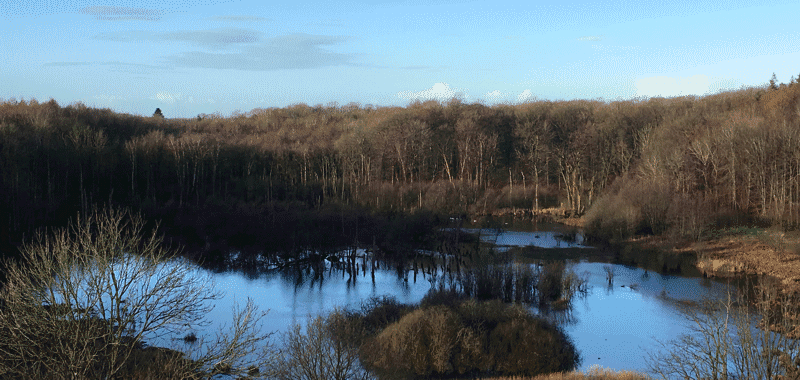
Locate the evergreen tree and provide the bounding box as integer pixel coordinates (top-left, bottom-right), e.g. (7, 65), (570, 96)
(769, 73), (779, 90)
(153, 108), (164, 118)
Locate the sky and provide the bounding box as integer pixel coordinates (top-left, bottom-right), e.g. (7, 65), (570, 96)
(2, 0), (800, 118)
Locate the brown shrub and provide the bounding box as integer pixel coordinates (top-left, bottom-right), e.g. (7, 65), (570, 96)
(360, 306), (470, 377)
(360, 300), (579, 379)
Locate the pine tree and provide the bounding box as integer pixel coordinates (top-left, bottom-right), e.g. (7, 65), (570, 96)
(153, 108), (164, 118)
(769, 73), (779, 90)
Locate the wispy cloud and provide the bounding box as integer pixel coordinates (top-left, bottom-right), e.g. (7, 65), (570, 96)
(92, 28), (353, 70)
(212, 15), (269, 22)
(397, 83), (466, 102)
(303, 19), (347, 29)
(79, 6), (164, 21)
(517, 89), (536, 102)
(485, 90), (503, 102)
(43, 61), (166, 71)
(43, 61), (92, 67)
(150, 91), (181, 104)
(149, 92), (216, 105)
(590, 44), (639, 52)
(167, 33), (352, 71)
(400, 65), (447, 71)
(577, 35), (602, 42)
(160, 28), (262, 50)
(95, 28), (262, 50)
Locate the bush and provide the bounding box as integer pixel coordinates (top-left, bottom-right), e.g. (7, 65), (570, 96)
(359, 299), (580, 379)
(419, 288), (470, 309)
(583, 178), (641, 242)
(537, 261), (565, 305)
(356, 296), (415, 336)
(360, 305), (482, 378)
(489, 317), (579, 375)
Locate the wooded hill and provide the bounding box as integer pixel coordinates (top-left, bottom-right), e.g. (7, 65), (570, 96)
(1, 76), (799, 255)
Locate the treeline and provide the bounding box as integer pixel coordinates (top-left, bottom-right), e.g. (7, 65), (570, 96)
(2, 75), (800, 253)
(586, 77), (800, 240)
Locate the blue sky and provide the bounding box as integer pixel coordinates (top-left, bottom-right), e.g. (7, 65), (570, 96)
(2, 0), (800, 118)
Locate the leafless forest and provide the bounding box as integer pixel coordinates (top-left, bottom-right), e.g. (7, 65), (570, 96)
(2, 76), (800, 259)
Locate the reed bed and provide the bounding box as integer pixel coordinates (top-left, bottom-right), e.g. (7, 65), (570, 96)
(478, 365), (652, 379)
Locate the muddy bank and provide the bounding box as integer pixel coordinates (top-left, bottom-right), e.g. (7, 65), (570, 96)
(515, 211), (800, 293)
(472, 209), (800, 294)
(626, 231), (800, 294)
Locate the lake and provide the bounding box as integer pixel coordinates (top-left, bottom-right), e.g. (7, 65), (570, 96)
(186, 223), (739, 375)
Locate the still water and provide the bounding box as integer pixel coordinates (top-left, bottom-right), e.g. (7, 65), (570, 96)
(193, 226), (736, 375)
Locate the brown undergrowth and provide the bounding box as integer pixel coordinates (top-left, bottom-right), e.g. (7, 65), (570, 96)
(527, 212), (800, 295)
(483, 207), (585, 228)
(628, 230), (800, 294)
(474, 365), (651, 379)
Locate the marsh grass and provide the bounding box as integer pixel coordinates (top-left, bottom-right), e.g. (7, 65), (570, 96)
(479, 365), (652, 379)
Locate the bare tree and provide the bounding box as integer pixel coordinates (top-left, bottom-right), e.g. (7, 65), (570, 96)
(646, 278), (800, 380)
(0, 208), (272, 379)
(603, 265), (616, 285)
(269, 310), (371, 380)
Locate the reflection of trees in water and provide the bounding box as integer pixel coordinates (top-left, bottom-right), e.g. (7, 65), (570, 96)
(204, 220), (590, 328)
(249, 236), (589, 324)
(539, 304), (579, 326)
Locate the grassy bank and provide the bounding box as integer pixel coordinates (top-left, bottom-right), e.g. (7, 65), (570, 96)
(628, 229), (800, 292)
(481, 365), (651, 379)
(582, 206), (800, 296)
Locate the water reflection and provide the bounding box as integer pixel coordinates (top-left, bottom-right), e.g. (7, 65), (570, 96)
(563, 261), (738, 372)
(468, 228), (590, 249)
(192, 227), (743, 375)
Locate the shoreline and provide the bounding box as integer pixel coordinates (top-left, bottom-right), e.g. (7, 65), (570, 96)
(625, 230), (800, 295)
(486, 207), (800, 294)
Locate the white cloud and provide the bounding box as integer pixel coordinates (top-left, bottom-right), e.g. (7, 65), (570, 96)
(212, 15), (269, 22)
(635, 74), (711, 98)
(151, 92), (180, 104)
(578, 35), (602, 41)
(485, 90), (503, 102)
(517, 89), (536, 103)
(397, 83), (466, 102)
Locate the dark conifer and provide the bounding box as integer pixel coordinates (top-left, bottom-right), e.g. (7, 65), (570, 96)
(769, 73), (779, 90)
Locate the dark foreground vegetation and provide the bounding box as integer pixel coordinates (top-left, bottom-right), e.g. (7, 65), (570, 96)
(3, 74), (800, 267)
(0, 209), (271, 379)
(8, 209), (798, 379)
(288, 293), (581, 380)
(0, 208), (590, 379)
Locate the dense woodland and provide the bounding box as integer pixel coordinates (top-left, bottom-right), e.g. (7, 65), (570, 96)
(2, 74), (800, 261)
